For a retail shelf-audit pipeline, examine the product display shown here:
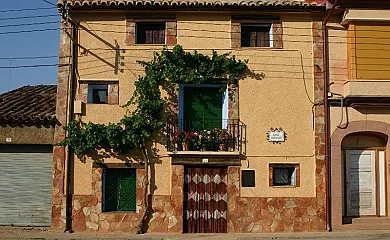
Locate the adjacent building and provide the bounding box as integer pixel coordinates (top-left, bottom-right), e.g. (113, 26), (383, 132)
(327, 0), (390, 230)
(0, 85), (57, 226)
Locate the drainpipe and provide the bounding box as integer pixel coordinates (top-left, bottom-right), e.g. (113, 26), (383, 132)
(65, 22), (77, 232)
(60, 0), (77, 232)
(323, 0), (340, 232)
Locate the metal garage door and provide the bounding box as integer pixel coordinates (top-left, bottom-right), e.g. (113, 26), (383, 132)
(0, 145), (52, 226)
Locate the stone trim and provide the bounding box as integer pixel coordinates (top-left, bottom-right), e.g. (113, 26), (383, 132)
(269, 163), (301, 187)
(228, 84), (239, 120)
(77, 81), (119, 105)
(125, 19), (177, 46)
(52, 22), (73, 229)
(312, 20), (327, 231)
(231, 19), (283, 49)
(330, 120), (390, 229)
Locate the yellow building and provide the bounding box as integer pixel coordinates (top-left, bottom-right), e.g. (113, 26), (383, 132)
(327, 0), (390, 231)
(52, 0), (329, 233)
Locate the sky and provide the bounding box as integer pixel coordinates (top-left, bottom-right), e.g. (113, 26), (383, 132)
(0, 0), (60, 94)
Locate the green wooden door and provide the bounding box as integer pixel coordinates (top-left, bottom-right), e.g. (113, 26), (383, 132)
(183, 87), (222, 130)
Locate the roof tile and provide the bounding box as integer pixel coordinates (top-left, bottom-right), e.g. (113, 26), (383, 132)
(0, 85), (57, 124)
(58, 0), (325, 8)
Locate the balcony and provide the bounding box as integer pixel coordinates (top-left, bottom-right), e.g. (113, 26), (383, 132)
(166, 119), (246, 155)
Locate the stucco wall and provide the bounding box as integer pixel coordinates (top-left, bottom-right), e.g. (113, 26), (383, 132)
(0, 124), (54, 145)
(72, 13), (318, 198)
(238, 16), (316, 197)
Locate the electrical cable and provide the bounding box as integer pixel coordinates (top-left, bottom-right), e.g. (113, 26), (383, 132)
(0, 14), (59, 21)
(0, 28), (59, 34)
(0, 21), (59, 28)
(0, 7), (54, 13)
(0, 63), (64, 69)
(0, 56), (59, 60)
(42, 0), (58, 7)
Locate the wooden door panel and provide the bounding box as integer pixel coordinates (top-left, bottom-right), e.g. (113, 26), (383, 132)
(346, 150), (376, 216)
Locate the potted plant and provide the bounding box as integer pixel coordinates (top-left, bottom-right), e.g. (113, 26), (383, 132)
(218, 128), (230, 151)
(174, 130), (186, 151)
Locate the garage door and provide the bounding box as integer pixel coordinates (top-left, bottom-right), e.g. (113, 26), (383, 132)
(0, 145), (53, 226)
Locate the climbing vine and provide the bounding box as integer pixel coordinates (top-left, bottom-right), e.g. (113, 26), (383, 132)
(58, 45), (248, 233)
(59, 45), (248, 156)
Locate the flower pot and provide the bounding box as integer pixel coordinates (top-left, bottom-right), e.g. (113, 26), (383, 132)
(219, 143), (226, 151)
(182, 142), (188, 151)
(201, 144), (207, 151)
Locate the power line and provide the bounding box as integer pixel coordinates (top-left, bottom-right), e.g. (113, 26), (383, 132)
(0, 21), (59, 28)
(0, 14), (59, 21)
(0, 63), (65, 69)
(0, 28), (59, 35)
(0, 7), (54, 13)
(0, 56), (58, 60)
(42, 0), (57, 7)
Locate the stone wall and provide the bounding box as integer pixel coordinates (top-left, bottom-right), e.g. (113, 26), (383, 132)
(69, 164), (325, 233)
(71, 168), (145, 232)
(227, 167), (324, 233)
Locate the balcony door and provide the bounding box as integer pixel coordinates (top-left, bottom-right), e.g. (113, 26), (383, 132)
(180, 85), (225, 131)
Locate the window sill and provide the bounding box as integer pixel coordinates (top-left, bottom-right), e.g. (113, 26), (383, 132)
(271, 185), (297, 188)
(102, 211), (137, 213)
(236, 46), (280, 49)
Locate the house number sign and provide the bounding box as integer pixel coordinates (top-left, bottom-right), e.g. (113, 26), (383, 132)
(267, 128), (286, 143)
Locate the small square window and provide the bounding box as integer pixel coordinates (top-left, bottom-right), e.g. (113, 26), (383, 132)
(88, 84), (108, 104)
(269, 164), (299, 187)
(241, 170), (255, 187)
(103, 168), (136, 212)
(241, 24), (272, 47)
(136, 22), (165, 44)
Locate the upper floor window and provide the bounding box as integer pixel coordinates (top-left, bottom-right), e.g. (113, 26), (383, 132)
(136, 22), (165, 44)
(241, 24), (272, 47)
(88, 84), (108, 104)
(231, 17), (282, 49)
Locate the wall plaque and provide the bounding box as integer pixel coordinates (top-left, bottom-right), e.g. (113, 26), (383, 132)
(267, 128), (286, 143)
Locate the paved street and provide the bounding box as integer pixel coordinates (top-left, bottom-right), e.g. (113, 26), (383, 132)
(2, 227), (390, 240)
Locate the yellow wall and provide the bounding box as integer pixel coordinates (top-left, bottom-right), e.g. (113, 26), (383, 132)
(72, 13), (317, 198)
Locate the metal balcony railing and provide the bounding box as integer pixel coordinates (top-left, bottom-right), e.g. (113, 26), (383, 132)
(166, 119), (246, 154)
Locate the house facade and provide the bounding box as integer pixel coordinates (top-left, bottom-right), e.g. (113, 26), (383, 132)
(327, 0), (390, 230)
(53, 0), (329, 233)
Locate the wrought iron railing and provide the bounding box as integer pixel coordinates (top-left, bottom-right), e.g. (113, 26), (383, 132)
(166, 119), (246, 154)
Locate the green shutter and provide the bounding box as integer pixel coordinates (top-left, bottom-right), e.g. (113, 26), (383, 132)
(104, 169), (119, 211)
(117, 169), (136, 211)
(183, 87), (222, 130)
(104, 168), (136, 212)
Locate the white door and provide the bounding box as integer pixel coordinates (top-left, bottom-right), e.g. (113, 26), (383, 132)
(346, 150), (376, 216)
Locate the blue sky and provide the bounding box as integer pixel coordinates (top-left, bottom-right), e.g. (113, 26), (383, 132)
(0, 0), (60, 94)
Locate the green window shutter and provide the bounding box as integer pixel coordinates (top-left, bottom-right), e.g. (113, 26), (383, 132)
(103, 169), (119, 212)
(117, 169), (136, 211)
(183, 87), (222, 130)
(104, 168), (136, 212)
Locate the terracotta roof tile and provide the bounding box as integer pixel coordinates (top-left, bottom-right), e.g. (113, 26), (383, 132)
(58, 0), (325, 8)
(0, 85), (57, 124)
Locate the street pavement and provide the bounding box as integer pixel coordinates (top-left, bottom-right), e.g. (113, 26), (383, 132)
(2, 227), (390, 240)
